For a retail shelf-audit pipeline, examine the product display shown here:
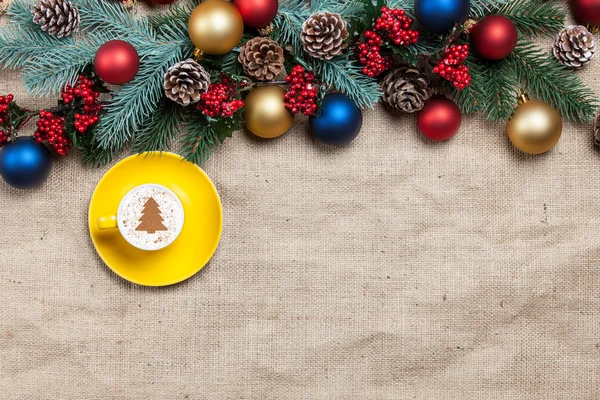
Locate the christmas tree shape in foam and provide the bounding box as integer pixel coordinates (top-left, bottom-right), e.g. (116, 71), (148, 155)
(135, 197), (168, 234)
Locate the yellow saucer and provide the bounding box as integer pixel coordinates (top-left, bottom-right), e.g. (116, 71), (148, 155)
(88, 152), (222, 286)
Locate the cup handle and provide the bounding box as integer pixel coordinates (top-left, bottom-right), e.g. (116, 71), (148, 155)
(97, 215), (118, 230)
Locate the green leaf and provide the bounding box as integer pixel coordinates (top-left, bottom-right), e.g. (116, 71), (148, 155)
(7, 101), (31, 131)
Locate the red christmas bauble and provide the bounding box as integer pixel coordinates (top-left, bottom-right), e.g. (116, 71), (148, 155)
(417, 97), (461, 141)
(94, 40), (140, 85)
(572, 0), (600, 25)
(471, 15), (518, 60)
(233, 0), (278, 28)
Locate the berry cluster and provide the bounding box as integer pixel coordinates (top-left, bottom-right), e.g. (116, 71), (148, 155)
(433, 44), (471, 90)
(356, 6), (418, 77)
(357, 31), (393, 77)
(375, 7), (419, 46)
(62, 75), (102, 134)
(34, 111), (70, 156)
(284, 66), (319, 116)
(0, 94), (14, 148)
(197, 75), (244, 118)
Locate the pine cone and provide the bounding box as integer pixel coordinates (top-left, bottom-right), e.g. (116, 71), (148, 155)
(238, 37), (284, 81)
(31, 0), (79, 38)
(381, 66), (432, 113)
(301, 11), (348, 60)
(163, 59), (210, 106)
(553, 25), (595, 69)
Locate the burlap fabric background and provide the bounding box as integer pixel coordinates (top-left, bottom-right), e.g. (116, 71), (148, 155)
(2, 4), (600, 398)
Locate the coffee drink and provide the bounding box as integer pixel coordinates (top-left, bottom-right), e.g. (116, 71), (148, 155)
(117, 184), (184, 251)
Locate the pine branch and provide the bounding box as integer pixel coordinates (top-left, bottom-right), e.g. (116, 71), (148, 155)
(313, 56), (382, 108)
(21, 35), (109, 95)
(451, 54), (485, 114)
(497, 0), (565, 37)
(148, 0), (195, 31)
(94, 42), (188, 153)
(310, 0), (364, 17)
(180, 112), (222, 165)
(0, 26), (74, 69)
(75, 0), (157, 43)
(131, 98), (183, 153)
(469, 0), (511, 18)
(273, 0), (308, 55)
(508, 38), (597, 123)
(6, 0), (45, 30)
(479, 58), (518, 120)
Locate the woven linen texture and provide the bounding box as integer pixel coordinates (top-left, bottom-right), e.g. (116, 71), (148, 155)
(1, 5), (600, 399)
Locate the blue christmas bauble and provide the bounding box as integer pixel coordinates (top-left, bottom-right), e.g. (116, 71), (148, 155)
(309, 93), (362, 146)
(414, 0), (470, 34)
(0, 137), (52, 189)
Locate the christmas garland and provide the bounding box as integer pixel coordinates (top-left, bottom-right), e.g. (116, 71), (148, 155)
(0, 0), (597, 188)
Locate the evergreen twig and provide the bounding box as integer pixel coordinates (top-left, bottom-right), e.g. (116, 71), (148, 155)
(132, 98), (183, 153)
(179, 112), (221, 165)
(497, 0), (565, 37)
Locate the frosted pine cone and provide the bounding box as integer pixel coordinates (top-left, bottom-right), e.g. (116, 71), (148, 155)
(381, 66), (433, 113)
(31, 0), (79, 38)
(301, 11), (348, 60)
(163, 59), (210, 106)
(238, 37), (284, 81)
(553, 25), (595, 69)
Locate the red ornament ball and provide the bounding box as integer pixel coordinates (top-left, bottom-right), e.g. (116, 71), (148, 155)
(417, 97), (462, 141)
(471, 15), (518, 60)
(94, 40), (140, 85)
(233, 0), (278, 28)
(572, 0), (600, 26)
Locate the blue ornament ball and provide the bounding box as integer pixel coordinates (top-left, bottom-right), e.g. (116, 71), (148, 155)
(414, 0), (470, 34)
(309, 93), (363, 146)
(0, 137), (52, 189)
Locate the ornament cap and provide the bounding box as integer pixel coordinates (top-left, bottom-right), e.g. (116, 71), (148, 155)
(517, 90), (530, 105)
(193, 48), (205, 61)
(587, 24), (599, 33)
(463, 19), (477, 34)
(258, 24), (273, 36)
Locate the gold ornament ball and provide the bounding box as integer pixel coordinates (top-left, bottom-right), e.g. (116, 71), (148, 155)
(243, 86), (294, 139)
(188, 0), (244, 55)
(507, 98), (562, 155)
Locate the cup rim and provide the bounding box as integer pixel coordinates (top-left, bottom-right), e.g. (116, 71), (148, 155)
(116, 183), (185, 251)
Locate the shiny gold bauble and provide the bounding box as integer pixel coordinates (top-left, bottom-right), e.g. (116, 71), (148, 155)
(188, 0), (244, 55)
(507, 95), (562, 155)
(243, 86), (294, 139)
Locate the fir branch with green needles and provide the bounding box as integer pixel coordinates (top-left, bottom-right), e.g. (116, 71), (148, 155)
(478, 59), (518, 120)
(496, 0), (566, 37)
(508, 39), (597, 123)
(132, 99), (183, 153)
(94, 41), (190, 153)
(179, 110), (242, 165)
(451, 54), (485, 114)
